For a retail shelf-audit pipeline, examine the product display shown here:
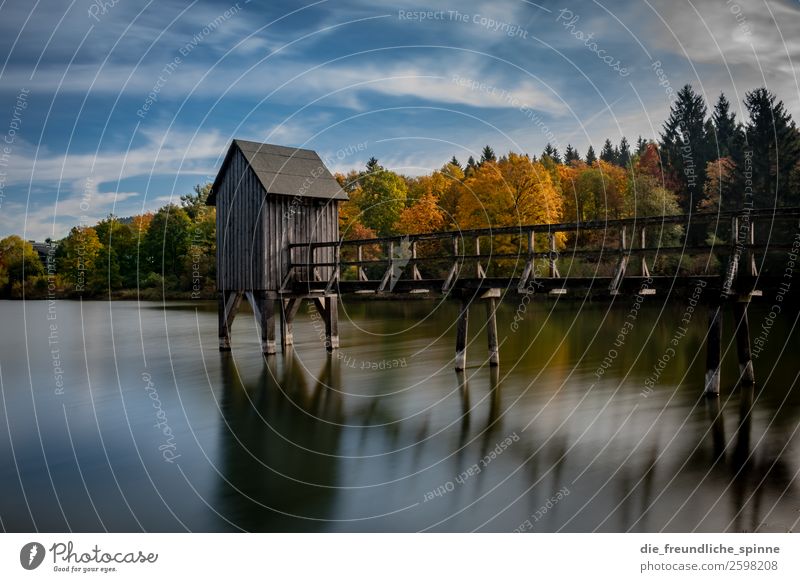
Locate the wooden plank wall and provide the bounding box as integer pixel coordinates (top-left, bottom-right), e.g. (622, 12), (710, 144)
(216, 148), (267, 291)
(266, 194), (338, 289)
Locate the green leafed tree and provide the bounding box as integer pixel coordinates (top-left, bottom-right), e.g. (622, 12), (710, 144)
(0, 235), (45, 293)
(57, 226), (102, 294)
(141, 205), (192, 286)
(355, 167), (408, 236)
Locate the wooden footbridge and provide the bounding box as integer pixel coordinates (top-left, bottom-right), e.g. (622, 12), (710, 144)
(207, 140), (800, 397)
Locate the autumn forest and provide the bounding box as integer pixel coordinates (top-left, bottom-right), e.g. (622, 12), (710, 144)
(2, 84), (799, 298)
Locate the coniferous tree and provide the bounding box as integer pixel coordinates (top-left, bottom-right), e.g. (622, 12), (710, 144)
(480, 145), (496, 165)
(585, 145), (597, 165)
(450, 156), (461, 170)
(659, 84), (710, 212)
(636, 136), (648, 155)
(541, 143), (561, 164)
(618, 137), (631, 167)
(465, 156), (478, 176)
(600, 139), (616, 163)
(708, 93), (741, 159)
(564, 144), (580, 163)
(744, 87), (800, 207)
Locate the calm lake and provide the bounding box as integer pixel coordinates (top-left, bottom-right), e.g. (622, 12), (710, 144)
(1, 297), (798, 532)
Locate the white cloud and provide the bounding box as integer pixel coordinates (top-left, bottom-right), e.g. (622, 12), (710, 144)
(1, 128), (230, 239)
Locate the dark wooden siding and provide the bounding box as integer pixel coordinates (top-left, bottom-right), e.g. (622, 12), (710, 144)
(216, 148), (267, 290)
(265, 195), (338, 289)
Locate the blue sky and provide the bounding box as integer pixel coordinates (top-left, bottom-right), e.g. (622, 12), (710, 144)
(1, 0), (798, 239)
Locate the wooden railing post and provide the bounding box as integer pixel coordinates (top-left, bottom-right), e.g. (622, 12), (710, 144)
(549, 231), (560, 278)
(640, 226), (650, 277)
(476, 236), (486, 278)
(357, 245), (368, 281)
(411, 241), (423, 280)
(517, 230), (535, 293)
(377, 240), (395, 292)
(442, 235), (460, 293)
(747, 217), (757, 276)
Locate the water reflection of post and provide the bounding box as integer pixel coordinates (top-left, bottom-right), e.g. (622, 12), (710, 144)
(733, 384), (754, 470)
(215, 351), (341, 531)
(704, 396), (726, 462)
(730, 383), (754, 532)
(456, 370), (471, 449)
(481, 366), (503, 457)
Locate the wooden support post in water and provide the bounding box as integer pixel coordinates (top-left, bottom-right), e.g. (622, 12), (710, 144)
(705, 304), (723, 396)
(218, 291), (231, 351)
(325, 295), (339, 350)
(734, 300), (755, 385)
(312, 296), (339, 351)
(280, 297), (301, 348)
(455, 298), (470, 371)
(486, 298), (499, 366)
(258, 291), (277, 355)
(218, 290), (242, 351)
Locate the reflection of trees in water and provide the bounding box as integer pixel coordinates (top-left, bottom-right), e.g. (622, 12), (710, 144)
(215, 351), (343, 531)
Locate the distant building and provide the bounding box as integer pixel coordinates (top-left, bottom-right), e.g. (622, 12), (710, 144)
(28, 240), (56, 265)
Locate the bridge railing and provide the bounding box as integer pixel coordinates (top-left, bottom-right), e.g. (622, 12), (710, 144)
(279, 208), (800, 295)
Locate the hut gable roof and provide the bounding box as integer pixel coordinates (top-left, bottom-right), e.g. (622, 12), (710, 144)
(207, 139), (348, 205)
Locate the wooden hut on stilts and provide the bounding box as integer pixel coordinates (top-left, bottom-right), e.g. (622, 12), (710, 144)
(206, 140), (348, 353)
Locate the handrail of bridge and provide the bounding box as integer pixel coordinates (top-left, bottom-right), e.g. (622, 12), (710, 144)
(279, 207), (800, 295)
(287, 207), (800, 249)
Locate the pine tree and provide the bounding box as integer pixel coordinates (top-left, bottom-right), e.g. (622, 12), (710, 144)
(564, 144), (580, 163)
(450, 156), (461, 170)
(744, 87), (800, 207)
(541, 143), (561, 164)
(465, 156), (478, 176)
(480, 145), (496, 165)
(618, 137), (631, 167)
(600, 139), (616, 163)
(585, 145), (597, 165)
(659, 84), (710, 212)
(366, 157), (381, 173)
(708, 93), (742, 159)
(636, 136), (648, 155)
